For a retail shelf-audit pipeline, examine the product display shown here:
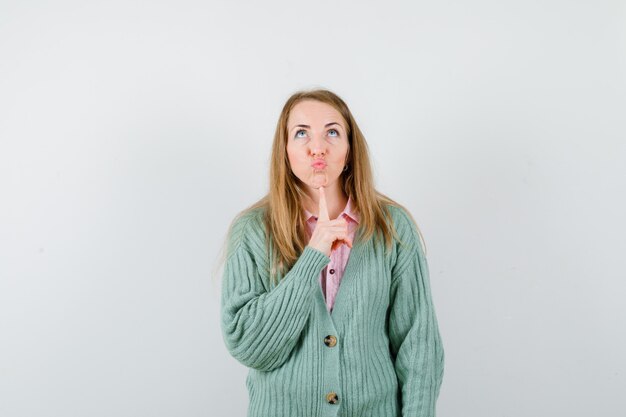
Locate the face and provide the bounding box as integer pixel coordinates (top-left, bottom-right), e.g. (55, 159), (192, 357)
(286, 100), (350, 192)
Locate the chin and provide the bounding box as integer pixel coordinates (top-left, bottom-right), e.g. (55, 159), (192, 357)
(310, 179), (337, 189)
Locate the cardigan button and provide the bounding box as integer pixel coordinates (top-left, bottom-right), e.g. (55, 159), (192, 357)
(329, 268), (335, 274)
(324, 335), (337, 347)
(326, 391), (339, 404)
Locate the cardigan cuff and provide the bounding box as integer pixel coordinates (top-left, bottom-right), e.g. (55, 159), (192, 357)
(291, 246), (331, 281)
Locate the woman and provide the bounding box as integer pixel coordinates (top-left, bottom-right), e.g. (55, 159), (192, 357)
(219, 88), (444, 416)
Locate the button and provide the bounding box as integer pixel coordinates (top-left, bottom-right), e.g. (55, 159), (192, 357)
(326, 391), (339, 404)
(324, 335), (337, 347)
(329, 268), (335, 274)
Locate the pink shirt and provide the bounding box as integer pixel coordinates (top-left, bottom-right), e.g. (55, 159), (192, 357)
(304, 196), (360, 313)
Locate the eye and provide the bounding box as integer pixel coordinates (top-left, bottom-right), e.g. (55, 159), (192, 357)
(328, 128), (339, 137)
(294, 129), (307, 138)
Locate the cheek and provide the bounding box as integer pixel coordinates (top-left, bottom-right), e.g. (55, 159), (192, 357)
(286, 147), (304, 169)
(288, 145), (305, 158)
(332, 148), (349, 164)
(286, 145), (296, 161)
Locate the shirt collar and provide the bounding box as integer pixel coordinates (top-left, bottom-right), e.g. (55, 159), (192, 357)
(304, 195), (359, 224)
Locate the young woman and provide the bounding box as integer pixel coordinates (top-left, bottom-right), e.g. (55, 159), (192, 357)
(219, 88), (445, 416)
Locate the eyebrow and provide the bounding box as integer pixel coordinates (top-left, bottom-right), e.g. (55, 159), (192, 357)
(290, 122), (342, 132)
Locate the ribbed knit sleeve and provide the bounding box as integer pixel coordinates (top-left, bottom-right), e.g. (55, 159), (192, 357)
(388, 208), (445, 417)
(220, 213), (331, 372)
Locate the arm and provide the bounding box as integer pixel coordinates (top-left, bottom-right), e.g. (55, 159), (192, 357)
(220, 216), (330, 371)
(388, 211), (445, 416)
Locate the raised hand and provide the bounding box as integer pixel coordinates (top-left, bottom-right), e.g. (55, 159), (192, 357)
(307, 186), (353, 257)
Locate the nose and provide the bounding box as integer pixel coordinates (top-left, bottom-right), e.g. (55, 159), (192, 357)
(308, 133), (327, 157)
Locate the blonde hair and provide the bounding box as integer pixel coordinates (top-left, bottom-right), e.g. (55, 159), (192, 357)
(213, 88), (426, 285)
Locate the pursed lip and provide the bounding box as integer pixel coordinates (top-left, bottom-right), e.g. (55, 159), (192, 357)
(311, 160), (327, 168)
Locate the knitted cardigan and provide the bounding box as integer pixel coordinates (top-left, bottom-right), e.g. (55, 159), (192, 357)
(220, 204), (445, 417)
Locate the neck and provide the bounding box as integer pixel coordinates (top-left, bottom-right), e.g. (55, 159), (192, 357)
(303, 182), (348, 220)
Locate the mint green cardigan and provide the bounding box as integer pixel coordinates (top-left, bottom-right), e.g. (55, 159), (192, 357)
(220, 204), (444, 417)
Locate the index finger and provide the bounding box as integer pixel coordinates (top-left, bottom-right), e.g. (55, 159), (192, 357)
(318, 186), (330, 222)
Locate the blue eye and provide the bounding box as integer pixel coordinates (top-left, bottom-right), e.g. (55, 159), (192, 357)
(295, 129), (307, 138)
(328, 129), (339, 137)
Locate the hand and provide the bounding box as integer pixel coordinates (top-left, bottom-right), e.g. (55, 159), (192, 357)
(307, 186), (353, 257)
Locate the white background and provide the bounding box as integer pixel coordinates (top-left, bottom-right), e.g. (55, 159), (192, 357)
(1, 1), (625, 416)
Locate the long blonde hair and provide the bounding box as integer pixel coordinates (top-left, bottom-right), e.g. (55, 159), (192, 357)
(214, 88), (426, 285)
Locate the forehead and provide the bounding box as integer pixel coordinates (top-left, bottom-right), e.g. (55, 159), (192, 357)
(287, 100), (345, 127)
